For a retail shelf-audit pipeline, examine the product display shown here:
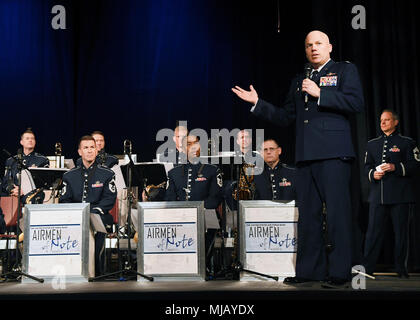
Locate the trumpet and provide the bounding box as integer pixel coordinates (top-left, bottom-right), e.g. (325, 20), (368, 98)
(55, 142), (62, 156)
(124, 139), (132, 155)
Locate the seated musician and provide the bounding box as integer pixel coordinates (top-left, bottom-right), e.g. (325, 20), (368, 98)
(156, 125), (188, 166)
(164, 134), (223, 209)
(76, 131), (118, 169)
(2, 128), (49, 197)
(224, 129), (263, 210)
(59, 135), (117, 276)
(254, 138), (297, 201)
(164, 134), (223, 264)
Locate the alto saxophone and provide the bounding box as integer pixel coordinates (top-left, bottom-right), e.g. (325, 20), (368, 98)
(232, 163), (256, 201)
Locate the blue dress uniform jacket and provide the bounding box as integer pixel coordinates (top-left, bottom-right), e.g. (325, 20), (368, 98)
(59, 163), (117, 276)
(2, 151), (49, 194)
(164, 162), (223, 209)
(59, 164), (117, 217)
(157, 148), (187, 167)
(251, 60), (364, 281)
(365, 132), (419, 204)
(254, 163), (297, 201)
(253, 60), (364, 163)
(363, 132), (420, 275)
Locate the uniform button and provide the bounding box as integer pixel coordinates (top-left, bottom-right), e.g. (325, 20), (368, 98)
(304, 120), (309, 124)
(305, 108), (309, 111)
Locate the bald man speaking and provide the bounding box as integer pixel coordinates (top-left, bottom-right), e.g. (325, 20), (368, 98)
(232, 31), (364, 288)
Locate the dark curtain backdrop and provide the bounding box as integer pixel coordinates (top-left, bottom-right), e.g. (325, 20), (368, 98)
(0, 0), (419, 271)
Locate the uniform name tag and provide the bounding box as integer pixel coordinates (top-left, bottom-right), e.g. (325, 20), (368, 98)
(320, 76), (337, 87)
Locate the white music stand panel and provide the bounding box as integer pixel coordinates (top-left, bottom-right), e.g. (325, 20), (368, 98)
(239, 200), (298, 281)
(22, 203), (94, 283)
(137, 201), (205, 281)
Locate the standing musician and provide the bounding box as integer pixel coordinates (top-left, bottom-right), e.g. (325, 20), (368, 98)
(59, 135), (117, 276)
(363, 109), (420, 278)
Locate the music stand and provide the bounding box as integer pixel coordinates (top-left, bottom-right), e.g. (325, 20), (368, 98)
(203, 155), (278, 281)
(0, 153), (44, 283)
(28, 168), (68, 202)
(89, 156), (153, 282)
(124, 162), (167, 201)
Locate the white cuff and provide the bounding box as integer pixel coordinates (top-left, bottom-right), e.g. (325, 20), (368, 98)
(400, 163), (406, 176)
(250, 99), (259, 112)
(93, 207), (104, 215)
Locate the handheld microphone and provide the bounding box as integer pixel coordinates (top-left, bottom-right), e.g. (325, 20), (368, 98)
(304, 63), (312, 104)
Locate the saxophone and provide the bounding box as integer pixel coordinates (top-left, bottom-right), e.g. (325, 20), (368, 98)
(144, 181), (167, 201)
(232, 163), (256, 200)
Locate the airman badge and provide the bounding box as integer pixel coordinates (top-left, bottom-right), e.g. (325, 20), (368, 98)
(414, 147), (420, 162)
(217, 173), (223, 187)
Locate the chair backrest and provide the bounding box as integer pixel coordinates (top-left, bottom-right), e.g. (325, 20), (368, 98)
(0, 196), (19, 227)
(109, 198), (119, 224)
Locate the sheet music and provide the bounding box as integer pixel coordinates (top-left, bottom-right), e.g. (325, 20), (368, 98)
(21, 169), (36, 194)
(204, 209), (220, 229)
(90, 213), (107, 233)
(130, 208), (138, 232)
(111, 165), (127, 190)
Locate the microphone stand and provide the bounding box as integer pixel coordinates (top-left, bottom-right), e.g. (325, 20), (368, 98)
(0, 150), (44, 283)
(89, 142), (153, 282)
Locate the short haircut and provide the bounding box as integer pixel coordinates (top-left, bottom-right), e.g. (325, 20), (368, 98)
(78, 135), (96, 148)
(182, 134), (199, 144)
(381, 109), (400, 121)
(263, 138), (280, 148)
(174, 125), (188, 133)
(21, 128), (35, 139)
(91, 130), (105, 138)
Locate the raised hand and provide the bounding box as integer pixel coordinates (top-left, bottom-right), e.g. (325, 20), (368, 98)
(231, 85), (258, 105)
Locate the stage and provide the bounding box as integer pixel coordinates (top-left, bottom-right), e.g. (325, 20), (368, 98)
(1, 275), (419, 301)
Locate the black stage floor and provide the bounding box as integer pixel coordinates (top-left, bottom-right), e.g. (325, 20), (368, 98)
(0, 276), (419, 318)
(1, 275), (419, 301)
